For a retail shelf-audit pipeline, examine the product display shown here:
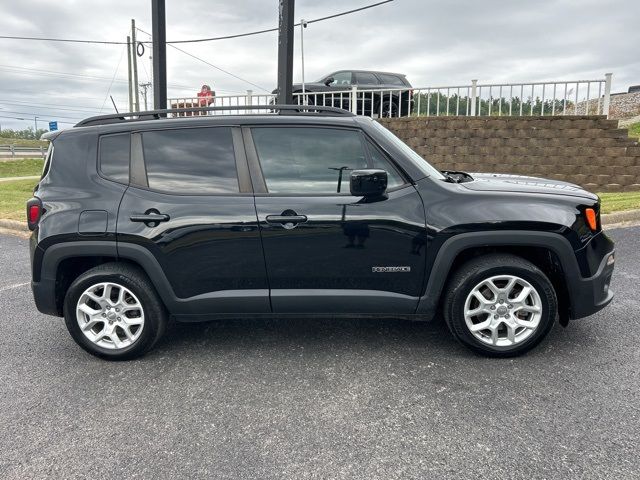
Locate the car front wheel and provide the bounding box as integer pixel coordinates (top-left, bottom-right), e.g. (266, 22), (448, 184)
(444, 254), (557, 357)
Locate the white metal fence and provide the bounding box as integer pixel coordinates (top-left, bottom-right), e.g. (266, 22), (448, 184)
(168, 73), (612, 118)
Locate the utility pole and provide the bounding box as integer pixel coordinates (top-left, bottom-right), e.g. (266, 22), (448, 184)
(151, 0), (167, 110)
(276, 0), (295, 105)
(300, 18), (307, 103)
(140, 82), (152, 110)
(126, 35), (133, 112)
(131, 19), (140, 112)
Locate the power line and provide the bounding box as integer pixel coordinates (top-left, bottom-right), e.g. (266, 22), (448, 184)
(0, 1), (393, 45)
(0, 110), (85, 120)
(136, 27), (270, 93)
(0, 99), (107, 112)
(0, 35), (129, 45)
(168, 0), (394, 43)
(0, 114), (76, 125)
(0, 64), (200, 91)
(100, 41), (127, 112)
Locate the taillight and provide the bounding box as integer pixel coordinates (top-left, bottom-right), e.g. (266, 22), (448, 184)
(26, 197), (42, 231)
(584, 207), (598, 232)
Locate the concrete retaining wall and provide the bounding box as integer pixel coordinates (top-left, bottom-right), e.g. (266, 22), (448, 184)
(378, 116), (640, 192)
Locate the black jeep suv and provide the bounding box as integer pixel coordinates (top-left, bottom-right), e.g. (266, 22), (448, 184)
(29, 105), (615, 360)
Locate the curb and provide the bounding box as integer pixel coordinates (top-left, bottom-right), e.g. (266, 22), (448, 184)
(0, 175), (40, 183)
(0, 219), (27, 231)
(601, 208), (640, 226)
(0, 219), (29, 239)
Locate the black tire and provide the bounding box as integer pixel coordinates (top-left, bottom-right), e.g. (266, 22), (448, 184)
(443, 254), (557, 357)
(63, 263), (168, 360)
(379, 100), (399, 118)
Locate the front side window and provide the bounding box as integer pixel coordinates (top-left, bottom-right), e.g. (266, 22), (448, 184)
(99, 133), (130, 183)
(251, 127), (404, 194)
(141, 127), (238, 194)
(329, 72), (352, 86)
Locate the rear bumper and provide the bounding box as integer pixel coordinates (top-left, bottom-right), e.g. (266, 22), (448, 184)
(569, 249), (615, 319)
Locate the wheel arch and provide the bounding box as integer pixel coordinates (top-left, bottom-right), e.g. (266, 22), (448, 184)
(416, 231), (580, 322)
(38, 241), (176, 316)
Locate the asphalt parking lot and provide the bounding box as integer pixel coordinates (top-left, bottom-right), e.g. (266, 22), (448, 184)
(0, 228), (639, 480)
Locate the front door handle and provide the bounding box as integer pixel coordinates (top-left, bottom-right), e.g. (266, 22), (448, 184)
(265, 215), (308, 224)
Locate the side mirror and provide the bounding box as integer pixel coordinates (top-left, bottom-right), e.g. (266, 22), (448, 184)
(350, 169), (388, 197)
(324, 76), (335, 86)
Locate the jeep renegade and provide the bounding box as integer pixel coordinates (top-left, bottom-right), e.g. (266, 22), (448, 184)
(28, 105), (615, 360)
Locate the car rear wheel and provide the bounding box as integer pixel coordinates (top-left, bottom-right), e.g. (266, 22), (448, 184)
(63, 263), (167, 360)
(443, 254), (557, 357)
(380, 100), (399, 117)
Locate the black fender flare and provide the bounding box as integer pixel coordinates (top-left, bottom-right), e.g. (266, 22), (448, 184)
(36, 241), (269, 316)
(415, 231), (583, 320)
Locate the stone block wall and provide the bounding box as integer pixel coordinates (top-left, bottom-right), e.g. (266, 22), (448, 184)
(378, 116), (640, 192)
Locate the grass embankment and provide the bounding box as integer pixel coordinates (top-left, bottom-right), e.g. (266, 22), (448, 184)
(627, 122), (640, 141)
(0, 179), (37, 221)
(0, 138), (48, 148)
(598, 192), (640, 214)
(0, 158), (43, 178)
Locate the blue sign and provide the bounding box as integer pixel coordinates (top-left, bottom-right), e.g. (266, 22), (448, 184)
(48, 121), (58, 131)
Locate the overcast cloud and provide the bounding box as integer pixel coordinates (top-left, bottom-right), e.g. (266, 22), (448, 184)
(0, 0), (638, 130)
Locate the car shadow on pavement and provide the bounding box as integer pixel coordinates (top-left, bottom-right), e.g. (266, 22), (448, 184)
(151, 316), (474, 359)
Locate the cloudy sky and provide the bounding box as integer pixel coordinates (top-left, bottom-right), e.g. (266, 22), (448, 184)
(0, 0), (638, 130)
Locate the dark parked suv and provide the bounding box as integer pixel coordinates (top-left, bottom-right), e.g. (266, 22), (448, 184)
(275, 70), (413, 117)
(29, 105), (615, 360)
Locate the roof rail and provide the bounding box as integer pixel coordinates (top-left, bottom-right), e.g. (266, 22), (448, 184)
(75, 104), (354, 127)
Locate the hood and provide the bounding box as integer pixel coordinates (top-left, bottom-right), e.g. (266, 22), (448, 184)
(462, 173), (598, 201)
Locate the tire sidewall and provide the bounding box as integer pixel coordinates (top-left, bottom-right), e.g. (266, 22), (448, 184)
(450, 264), (556, 355)
(63, 270), (163, 360)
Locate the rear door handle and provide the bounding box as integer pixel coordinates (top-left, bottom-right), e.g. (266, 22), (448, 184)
(265, 215), (308, 224)
(130, 210), (170, 227)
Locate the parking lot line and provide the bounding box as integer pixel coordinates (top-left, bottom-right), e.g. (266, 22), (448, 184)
(0, 282), (29, 293)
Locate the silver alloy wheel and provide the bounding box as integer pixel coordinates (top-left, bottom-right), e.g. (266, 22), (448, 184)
(463, 274), (542, 347)
(75, 282), (145, 350)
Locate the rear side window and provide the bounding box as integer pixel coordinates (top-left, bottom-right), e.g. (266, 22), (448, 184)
(141, 127), (238, 194)
(99, 133), (130, 184)
(354, 72), (379, 85)
(377, 73), (406, 86)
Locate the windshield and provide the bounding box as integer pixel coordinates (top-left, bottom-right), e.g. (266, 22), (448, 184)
(370, 121), (445, 180)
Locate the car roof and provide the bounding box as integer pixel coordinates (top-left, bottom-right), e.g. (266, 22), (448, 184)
(65, 113), (361, 136)
(333, 70), (406, 77)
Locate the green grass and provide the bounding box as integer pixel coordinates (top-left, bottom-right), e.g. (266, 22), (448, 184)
(0, 179), (38, 221)
(0, 158), (44, 178)
(598, 191), (640, 214)
(627, 122), (640, 141)
(0, 138), (48, 148)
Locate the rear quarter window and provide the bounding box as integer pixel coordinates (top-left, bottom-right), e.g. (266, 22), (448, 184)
(377, 73), (406, 86)
(99, 133), (130, 184)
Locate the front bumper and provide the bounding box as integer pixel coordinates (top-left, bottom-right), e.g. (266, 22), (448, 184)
(570, 249), (615, 319)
